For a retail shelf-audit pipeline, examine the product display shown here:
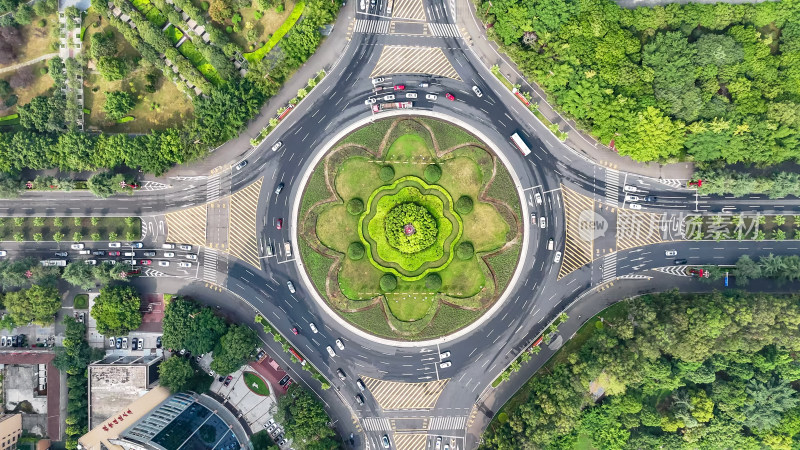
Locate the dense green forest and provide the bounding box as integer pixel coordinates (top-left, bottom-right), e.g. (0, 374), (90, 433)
(481, 290), (800, 449)
(481, 0), (800, 167)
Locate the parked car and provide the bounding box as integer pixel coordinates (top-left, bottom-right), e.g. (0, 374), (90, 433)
(279, 375), (290, 386)
(372, 77), (384, 84)
(0, 251), (6, 257)
(109, 337), (115, 347)
(266, 243), (274, 257)
(284, 242), (292, 257)
(131, 242), (143, 248)
(116, 337), (122, 349)
(109, 242), (122, 248)
(85, 260), (97, 265)
(534, 192), (543, 204)
(156, 336), (162, 348)
(1, 336), (7, 346)
(287, 281), (295, 293)
(131, 338), (138, 350)
(71, 243), (84, 250)
(364, 97), (377, 105)
(122, 337), (128, 349)
(224, 375), (233, 387)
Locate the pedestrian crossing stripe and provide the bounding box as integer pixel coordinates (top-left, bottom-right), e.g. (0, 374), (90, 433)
(207, 173), (221, 203)
(371, 45), (461, 80)
(605, 169), (619, 207)
(354, 19), (390, 34)
(363, 417), (391, 431)
(202, 247), (218, 284)
(360, 376), (449, 410)
(393, 433), (427, 450)
(428, 416), (466, 430)
(601, 252), (616, 283)
(427, 22), (460, 37)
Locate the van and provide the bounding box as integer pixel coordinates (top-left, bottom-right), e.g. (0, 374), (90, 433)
(547, 238), (554, 251)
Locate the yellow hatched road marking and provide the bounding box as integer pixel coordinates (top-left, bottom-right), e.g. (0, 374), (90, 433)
(558, 186), (594, 279)
(391, 0), (426, 20)
(227, 178), (263, 268)
(616, 209), (664, 251)
(361, 376), (449, 410)
(393, 434), (427, 450)
(371, 46), (460, 80)
(165, 204), (207, 248)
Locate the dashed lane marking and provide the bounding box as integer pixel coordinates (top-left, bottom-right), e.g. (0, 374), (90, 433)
(227, 178), (262, 268)
(370, 46), (460, 80)
(361, 376), (449, 410)
(558, 186), (595, 279)
(164, 204), (207, 249)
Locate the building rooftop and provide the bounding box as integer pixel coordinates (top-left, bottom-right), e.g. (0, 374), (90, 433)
(88, 357), (161, 429)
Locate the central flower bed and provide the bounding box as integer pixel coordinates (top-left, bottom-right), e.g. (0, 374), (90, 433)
(385, 203), (438, 253)
(360, 177), (462, 279)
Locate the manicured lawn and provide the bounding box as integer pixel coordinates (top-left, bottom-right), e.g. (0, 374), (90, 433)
(0, 61), (55, 115)
(0, 216), (141, 241)
(243, 1), (305, 63)
(73, 294), (89, 310)
(300, 117), (522, 340)
(243, 372), (270, 396)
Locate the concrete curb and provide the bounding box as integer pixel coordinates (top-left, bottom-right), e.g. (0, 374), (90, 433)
(290, 110), (531, 348)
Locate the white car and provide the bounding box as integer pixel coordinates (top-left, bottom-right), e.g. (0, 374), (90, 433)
(628, 203), (642, 210)
(439, 351), (450, 359)
(425, 94), (437, 101)
(287, 281), (296, 294)
(158, 261), (170, 267)
(179, 244), (192, 251)
(554, 251), (562, 263)
(122, 337), (128, 349)
(372, 77), (385, 84)
(86, 259), (97, 265)
(436, 437), (442, 450)
(131, 242), (143, 248)
(326, 346), (336, 357)
(364, 98), (376, 105)
(178, 262), (192, 268)
(405, 92), (417, 99)
(309, 323), (318, 333)
(162, 243), (175, 249)
(186, 254), (197, 260)
(336, 339), (345, 350)
(164, 252), (175, 257)
(472, 86), (483, 97)
(625, 194), (640, 202)
(539, 217), (546, 229)
(665, 250), (678, 257)
(109, 242), (121, 248)
(623, 185), (639, 193)
(71, 243), (84, 250)
(383, 94), (395, 101)
(271, 141), (283, 152)
(440, 361), (451, 369)
(0, 251), (6, 257)
(534, 192), (542, 204)
(127, 260), (137, 266)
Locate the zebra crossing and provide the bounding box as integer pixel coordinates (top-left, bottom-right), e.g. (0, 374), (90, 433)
(363, 417), (391, 431)
(605, 170), (619, 207)
(354, 19), (390, 34)
(653, 266), (691, 277)
(207, 173), (221, 203)
(202, 248), (218, 284)
(428, 416), (466, 430)
(601, 253), (617, 282)
(427, 22), (459, 37)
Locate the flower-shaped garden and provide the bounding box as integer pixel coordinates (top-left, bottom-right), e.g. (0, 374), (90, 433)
(299, 118), (522, 340)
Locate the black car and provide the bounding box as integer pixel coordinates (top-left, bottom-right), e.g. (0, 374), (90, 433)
(644, 196), (657, 202)
(92, 250), (106, 256)
(674, 259), (688, 265)
(156, 336), (162, 348)
(11, 335), (18, 347)
(279, 375), (290, 386)
(116, 337), (122, 349)
(337, 369), (347, 381)
(355, 394), (364, 405)
(55, 251), (68, 257)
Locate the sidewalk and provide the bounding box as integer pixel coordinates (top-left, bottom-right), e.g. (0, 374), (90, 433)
(456, 0), (693, 181)
(157, 5), (356, 179)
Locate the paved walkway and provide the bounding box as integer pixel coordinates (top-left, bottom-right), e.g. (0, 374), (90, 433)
(0, 53), (59, 74)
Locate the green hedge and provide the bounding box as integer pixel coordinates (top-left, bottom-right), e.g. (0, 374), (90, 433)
(0, 113), (19, 122)
(116, 116), (135, 123)
(164, 24), (184, 44)
(243, 1), (306, 63)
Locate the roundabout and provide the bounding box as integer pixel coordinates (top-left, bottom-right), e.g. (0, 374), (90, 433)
(297, 117), (524, 340)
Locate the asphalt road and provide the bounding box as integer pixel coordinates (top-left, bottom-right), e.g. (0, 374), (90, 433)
(0, 0), (798, 447)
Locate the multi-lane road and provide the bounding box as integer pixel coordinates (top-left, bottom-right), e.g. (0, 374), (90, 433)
(2, 0), (799, 448)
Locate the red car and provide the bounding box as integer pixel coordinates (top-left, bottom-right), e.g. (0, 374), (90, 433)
(394, 85), (405, 91)
(141, 260), (152, 265)
(223, 375), (233, 387)
(108, 251), (121, 256)
(445, 93), (455, 101)
(291, 327), (299, 335)
(276, 218), (283, 229)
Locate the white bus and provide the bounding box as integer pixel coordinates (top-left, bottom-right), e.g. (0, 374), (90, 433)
(510, 132), (531, 156)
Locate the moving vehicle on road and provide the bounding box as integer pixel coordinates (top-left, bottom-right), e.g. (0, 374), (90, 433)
(186, 254), (197, 260)
(71, 243), (84, 250)
(164, 252), (175, 257)
(355, 394), (364, 405)
(405, 92), (417, 99)
(623, 185), (639, 193)
(143, 251), (156, 257)
(364, 97), (377, 105)
(109, 242), (121, 248)
(534, 192), (542, 204)
(436, 437), (442, 450)
(665, 250), (677, 257)
(235, 160), (248, 170)
(625, 194), (640, 202)
(644, 195), (657, 202)
(439, 351), (450, 359)
(275, 183), (284, 195)
(162, 243), (175, 249)
(309, 323), (318, 333)
(357, 379), (366, 391)
(539, 217), (546, 229)
(394, 85), (405, 90)
(108, 251), (121, 256)
(271, 141), (283, 152)
(472, 85), (483, 97)
(55, 251), (68, 257)
(383, 94), (395, 101)
(86, 260), (97, 265)
(628, 203), (642, 210)
(287, 281), (296, 293)
(419, 82), (429, 88)
(510, 132), (532, 156)
(132, 243), (143, 248)
(179, 244), (192, 251)
(382, 435), (390, 448)
(554, 251), (562, 263)
(426, 94), (437, 101)
(158, 261), (169, 267)
(291, 327), (299, 335)
(178, 262), (192, 268)
(276, 218), (283, 229)
(674, 259), (687, 265)
(284, 242), (292, 257)
(445, 93), (455, 101)
(140, 260), (152, 265)
(336, 339), (344, 350)
(326, 346), (336, 357)
(337, 369), (347, 381)
(547, 238), (554, 251)
(372, 77), (384, 84)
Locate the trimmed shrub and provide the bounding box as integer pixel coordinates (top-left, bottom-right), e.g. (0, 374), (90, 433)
(380, 273), (397, 292)
(425, 273), (442, 291)
(385, 203), (438, 253)
(456, 241), (474, 260)
(424, 164), (442, 183)
(455, 195), (474, 214)
(347, 242), (365, 260)
(347, 198), (364, 215)
(379, 165), (395, 182)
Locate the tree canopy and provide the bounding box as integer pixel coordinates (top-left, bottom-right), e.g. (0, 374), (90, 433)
(158, 356), (196, 393)
(274, 385), (336, 447)
(90, 285), (142, 335)
(4, 285), (61, 325)
(162, 297), (228, 354)
(209, 324), (258, 375)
